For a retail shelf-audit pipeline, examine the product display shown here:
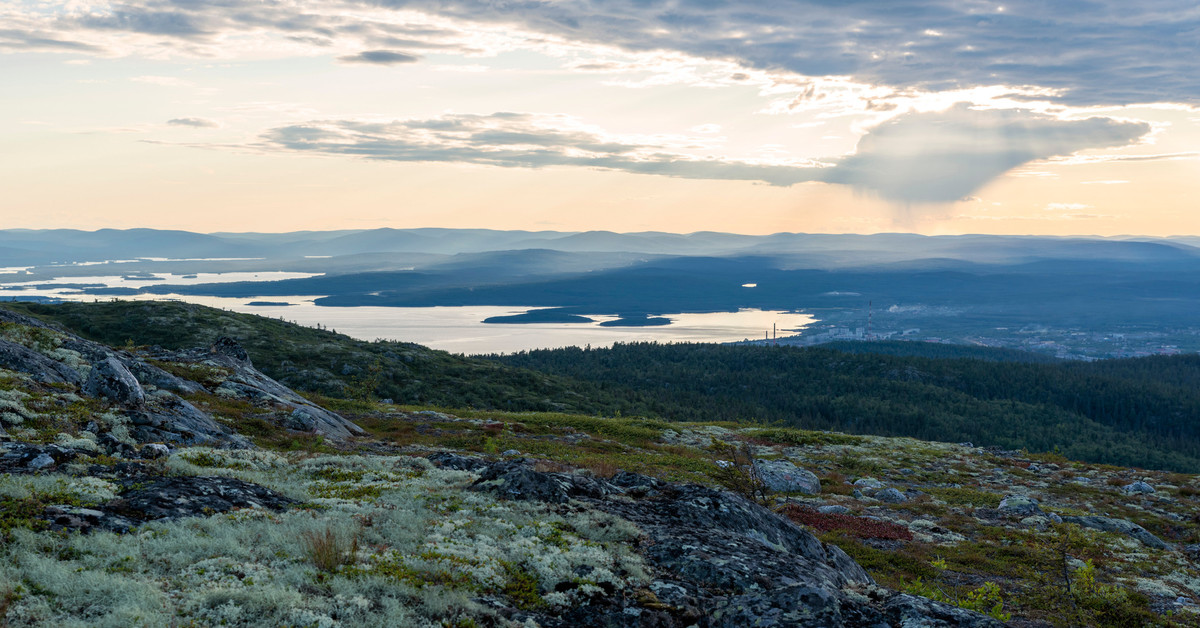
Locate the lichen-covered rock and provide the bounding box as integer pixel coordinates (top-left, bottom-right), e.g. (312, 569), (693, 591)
(754, 458), (821, 494)
(998, 494), (1041, 515)
(1063, 515), (1170, 550)
(85, 356), (146, 407)
(115, 475), (293, 521)
(0, 338), (82, 385)
(427, 451), (490, 472)
(853, 477), (885, 491)
(875, 488), (908, 503)
(470, 461), (619, 503)
(0, 442), (80, 472)
(1122, 480), (1156, 495)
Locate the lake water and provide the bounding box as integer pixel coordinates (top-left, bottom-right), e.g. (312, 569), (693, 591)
(0, 274), (815, 355)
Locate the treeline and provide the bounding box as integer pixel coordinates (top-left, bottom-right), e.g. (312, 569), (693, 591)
(492, 342), (1200, 472)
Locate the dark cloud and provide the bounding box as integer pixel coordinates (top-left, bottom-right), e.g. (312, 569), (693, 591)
(372, 0), (1200, 105)
(10, 1), (1198, 105)
(251, 106), (1151, 202)
(167, 117), (218, 127)
(336, 49), (420, 65)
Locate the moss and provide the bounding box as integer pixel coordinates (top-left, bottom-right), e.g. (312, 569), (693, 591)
(746, 427), (865, 447)
(309, 468), (366, 483)
(148, 360), (233, 388)
(926, 486), (1003, 508)
(501, 561), (545, 611)
(818, 531), (935, 588)
(308, 483), (384, 501)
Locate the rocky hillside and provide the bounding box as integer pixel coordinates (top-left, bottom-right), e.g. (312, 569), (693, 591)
(0, 307), (1196, 626)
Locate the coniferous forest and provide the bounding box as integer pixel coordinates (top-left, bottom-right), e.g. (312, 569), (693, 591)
(493, 343), (1200, 472)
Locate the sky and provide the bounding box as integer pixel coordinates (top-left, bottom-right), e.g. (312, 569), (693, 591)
(2, 0), (1199, 236)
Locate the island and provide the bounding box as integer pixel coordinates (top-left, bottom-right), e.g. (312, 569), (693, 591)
(483, 308), (595, 324)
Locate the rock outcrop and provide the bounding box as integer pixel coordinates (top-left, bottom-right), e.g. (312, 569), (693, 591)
(0, 309), (361, 448)
(436, 455), (1005, 628)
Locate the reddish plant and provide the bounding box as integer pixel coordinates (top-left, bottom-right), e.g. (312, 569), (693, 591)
(778, 504), (913, 541)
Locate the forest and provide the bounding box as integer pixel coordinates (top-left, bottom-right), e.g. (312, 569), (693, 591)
(493, 342), (1200, 472)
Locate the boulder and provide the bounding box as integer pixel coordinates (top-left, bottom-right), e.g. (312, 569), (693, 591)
(998, 494), (1041, 515)
(139, 443), (171, 459)
(84, 356), (146, 407)
(1121, 481), (1156, 495)
(875, 488), (908, 503)
(853, 477), (885, 491)
(753, 458), (821, 494)
(210, 336), (251, 365)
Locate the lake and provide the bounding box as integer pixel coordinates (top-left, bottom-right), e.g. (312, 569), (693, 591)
(0, 274), (815, 354)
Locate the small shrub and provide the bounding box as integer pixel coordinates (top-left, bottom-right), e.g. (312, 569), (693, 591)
(302, 527), (359, 573)
(905, 560), (1011, 622)
(708, 440), (770, 505)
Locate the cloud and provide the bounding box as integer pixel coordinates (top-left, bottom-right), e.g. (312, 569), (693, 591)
(337, 50), (420, 65)
(246, 105), (1149, 204)
(4, 1), (1199, 106)
(167, 117), (218, 128)
(253, 112), (828, 185)
(821, 105), (1150, 203)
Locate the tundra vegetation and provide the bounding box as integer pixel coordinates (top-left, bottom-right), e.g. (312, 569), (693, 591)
(0, 302), (1196, 626)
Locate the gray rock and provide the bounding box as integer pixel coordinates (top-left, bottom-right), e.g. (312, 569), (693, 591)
(123, 359), (205, 395)
(0, 443), (79, 473)
(427, 452), (490, 472)
(1063, 515), (1170, 550)
(28, 452), (55, 469)
(1121, 481), (1156, 495)
(753, 458), (821, 494)
(285, 408), (318, 431)
(0, 339), (82, 385)
(118, 475), (293, 521)
(818, 505), (850, 515)
(875, 488), (908, 503)
(998, 494), (1041, 514)
(883, 593), (1006, 627)
(84, 356), (146, 407)
(501, 449), (521, 457)
(210, 337), (251, 365)
(44, 505), (137, 534)
(471, 461), (619, 504)
(853, 477), (885, 490)
(139, 443), (171, 459)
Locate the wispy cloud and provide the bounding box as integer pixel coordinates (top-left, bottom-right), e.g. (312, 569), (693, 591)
(336, 50), (420, 65)
(166, 117), (218, 128)
(244, 105), (1150, 203)
(252, 112), (827, 186)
